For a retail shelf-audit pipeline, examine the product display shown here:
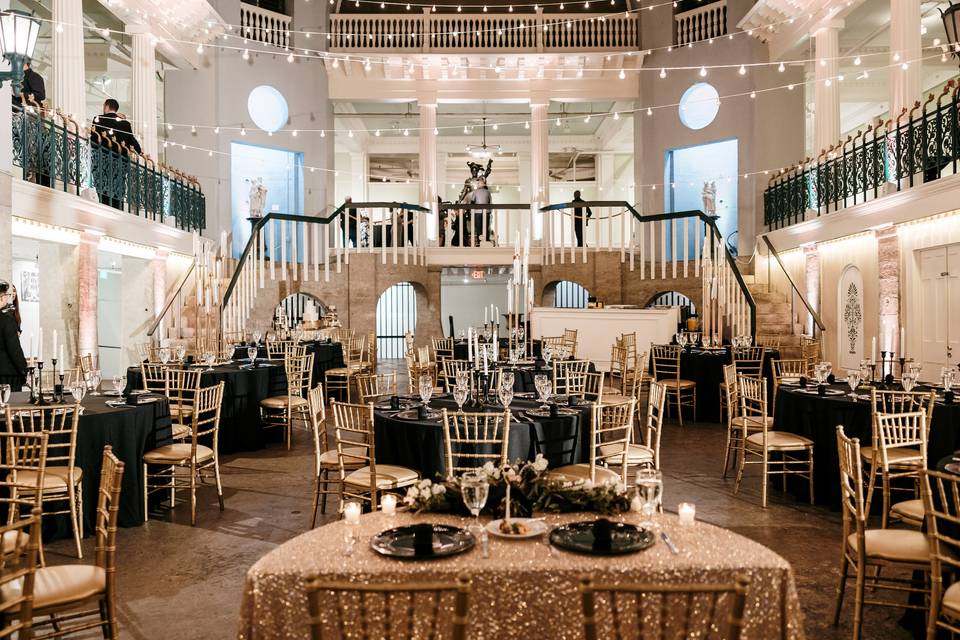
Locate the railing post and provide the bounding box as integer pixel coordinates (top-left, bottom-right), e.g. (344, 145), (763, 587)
(422, 8), (431, 53)
(536, 7), (544, 52)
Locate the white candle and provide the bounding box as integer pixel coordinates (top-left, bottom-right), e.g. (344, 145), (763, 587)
(505, 482), (512, 522)
(507, 286), (513, 313)
(37, 328), (42, 362)
(381, 494), (397, 516)
(59, 345), (64, 374)
(344, 501), (361, 524)
(900, 327), (906, 358)
(484, 307), (488, 325)
(482, 347), (488, 375)
(871, 336), (877, 364)
(52, 330), (57, 362)
(678, 502), (696, 526)
(496, 306), (500, 324)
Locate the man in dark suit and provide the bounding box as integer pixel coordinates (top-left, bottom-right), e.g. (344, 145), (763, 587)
(13, 61), (45, 107)
(571, 190), (593, 247)
(0, 282), (27, 390)
(13, 62), (51, 186)
(92, 98), (141, 210)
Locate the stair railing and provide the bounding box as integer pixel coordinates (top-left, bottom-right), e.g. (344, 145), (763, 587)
(757, 235), (826, 339)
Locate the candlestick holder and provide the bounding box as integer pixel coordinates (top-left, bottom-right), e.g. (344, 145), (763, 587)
(869, 362), (877, 384)
(55, 373), (65, 403)
(898, 357), (906, 379)
(26, 365), (36, 404)
(33, 361), (49, 406)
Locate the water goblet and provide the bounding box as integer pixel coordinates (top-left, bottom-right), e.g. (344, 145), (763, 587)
(455, 370), (471, 389)
(635, 469), (663, 528)
(542, 345), (553, 367)
(846, 370), (861, 398)
(534, 374), (552, 409)
(498, 385), (514, 410)
(418, 375), (434, 413)
(822, 361), (833, 380)
(509, 348), (518, 365)
(500, 371), (515, 391)
(453, 384), (469, 412)
(111, 376), (124, 395)
(88, 369), (102, 396)
(902, 372), (917, 393)
(175, 344), (186, 362)
(942, 368), (955, 392)
(159, 348), (170, 366)
(460, 470), (489, 535)
(70, 381), (86, 404)
(247, 345), (258, 366)
(252, 331), (262, 345)
(201, 351), (216, 372)
(0, 384), (10, 408)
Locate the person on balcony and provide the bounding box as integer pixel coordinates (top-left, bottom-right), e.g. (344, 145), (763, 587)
(571, 190), (593, 247)
(92, 98), (141, 210)
(469, 178), (492, 246)
(12, 61), (45, 109)
(0, 281), (26, 390)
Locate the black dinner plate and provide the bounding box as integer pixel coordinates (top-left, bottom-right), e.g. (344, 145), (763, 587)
(525, 407), (579, 418)
(370, 524), (475, 560)
(549, 520), (654, 556)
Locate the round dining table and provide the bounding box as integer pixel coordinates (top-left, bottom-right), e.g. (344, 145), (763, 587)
(232, 340), (345, 388)
(238, 511), (804, 640)
(8, 390), (173, 541)
(125, 360), (287, 453)
(374, 394), (592, 480)
(774, 382), (960, 508)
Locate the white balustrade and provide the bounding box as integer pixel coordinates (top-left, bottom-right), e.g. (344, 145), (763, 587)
(674, 0), (727, 46)
(328, 10), (639, 52)
(240, 3), (292, 48)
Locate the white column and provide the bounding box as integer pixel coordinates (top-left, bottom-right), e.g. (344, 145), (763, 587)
(0, 0), (12, 280)
(349, 151), (368, 201)
(889, 0), (921, 119)
(128, 26), (158, 159)
(418, 100), (438, 206)
(597, 153), (616, 197)
(813, 22), (842, 156)
(633, 106), (645, 211)
(52, 0), (87, 119)
(529, 99), (550, 206)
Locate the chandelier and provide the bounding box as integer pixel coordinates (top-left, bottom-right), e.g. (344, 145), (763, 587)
(465, 117), (502, 159)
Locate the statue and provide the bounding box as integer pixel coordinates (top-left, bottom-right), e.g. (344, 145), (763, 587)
(247, 177), (268, 218)
(702, 181), (717, 217)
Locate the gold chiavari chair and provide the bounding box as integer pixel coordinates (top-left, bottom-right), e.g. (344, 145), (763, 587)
(755, 334), (781, 350)
(546, 399), (635, 485)
(167, 368), (203, 441)
(719, 346), (765, 423)
(800, 336), (821, 377)
(0, 508), (41, 639)
(833, 427), (930, 639)
(580, 575), (751, 640)
(562, 328), (579, 357)
(432, 337), (455, 361)
(25, 447), (124, 639)
(771, 359), (806, 416)
(355, 372), (397, 405)
(39, 368), (80, 389)
(0, 430), (47, 565)
(265, 339), (295, 359)
(140, 362), (168, 394)
(721, 364), (773, 479)
(442, 360), (473, 394)
(921, 469), (960, 639)
(325, 335), (367, 402)
(75, 353), (97, 379)
(261, 352), (314, 450)
(307, 385), (364, 527)
(136, 342), (160, 363)
(304, 576), (471, 640)
(9, 404), (84, 558)
(440, 410), (511, 478)
(553, 360), (590, 397)
(651, 344), (696, 426)
(733, 375), (813, 508)
(599, 381), (667, 473)
(608, 345), (630, 395)
(144, 382), (225, 525)
(581, 371), (605, 403)
(332, 401), (419, 512)
(541, 335), (565, 353)
(862, 390), (936, 529)
(406, 359), (436, 395)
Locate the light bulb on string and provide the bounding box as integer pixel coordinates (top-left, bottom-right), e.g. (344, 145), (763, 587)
(778, 62), (785, 72)
(292, 130), (298, 137)
(524, 121), (530, 129)
(287, 53), (294, 62)
(699, 66), (707, 77)
(240, 127), (246, 136)
(618, 69), (625, 79)
(555, 117), (561, 126)
(738, 64), (746, 75)
(348, 130), (354, 138)
(613, 111), (620, 120)
(750, 91), (756, 99)
(320, 130), (325, 137)
(55, 22), (63, 33)
(434, 127), (439, 135)
(167, 123), (173, 131)
(853, 56), (861, 66)
(659, 68), (666, 79)
(403, 128), (409, 136)
(646, 107), (652, 116)
(214, 127), (220, 134)
(196, 44), (204, 54)
(242, 49), (249, 60)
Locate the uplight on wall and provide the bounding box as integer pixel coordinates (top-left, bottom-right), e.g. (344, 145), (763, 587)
(247, 85), (289, 133)
(678, 82), (720, 130)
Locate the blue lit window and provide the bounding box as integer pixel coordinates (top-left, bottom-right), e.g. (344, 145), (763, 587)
(678, 83), (719, 130)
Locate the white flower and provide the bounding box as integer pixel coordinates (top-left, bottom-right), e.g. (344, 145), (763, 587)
(533, 454), (549, 472)
(432, 484), (445, 495)
(408, 487), (420, 499)
(505, 468), (518, 482)
(581, 480), (595, 491)
(421, 479), (433, 488)
(482, 462), (496, 475)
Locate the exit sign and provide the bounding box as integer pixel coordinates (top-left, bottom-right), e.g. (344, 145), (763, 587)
(471, 270), (486, 280)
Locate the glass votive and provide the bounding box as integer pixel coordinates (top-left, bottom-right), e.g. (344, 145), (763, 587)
(678, 502), (696, 526)
(630, 494), (644, 513)
(381, 494), (397, 516)
(344, 501), (362, 524)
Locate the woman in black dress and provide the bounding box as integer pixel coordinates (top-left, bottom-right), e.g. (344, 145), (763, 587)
(0, 281), (27, 389)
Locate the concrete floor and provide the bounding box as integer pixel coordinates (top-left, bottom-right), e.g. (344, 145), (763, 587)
(42, 403), (917, 639)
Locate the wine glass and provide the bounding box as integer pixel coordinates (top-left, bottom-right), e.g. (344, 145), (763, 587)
(70, 381), (86, 404)
(111, 376), (124, 396)
(0, 384), (10, 408)
(500, 371), (515, 391)
(942, 368), (955, 392)
(823, 361), (833, 380)
(534, 374), (552, 409)
(509, 348), (519, 365)
(247, 345), (258, 366)
(159, 348), (170, 366)
(252, 331), (262, 345)
(459, 470), (489, 535)
(453, 384), (469, 412)
(902, 371), (918, 392)
(813, 363), (827, 386)
(542, 344), (554, 367)
(88, 369), (102, 396)
(201, 351), (216, 372)
(455, 370), (471, 389)
(418, 375), (434, 413)
(846, 369), (861, 398)
(635, 469), (663, 528)
(175, 344), (186, 362)
(498, 385), (514, 410)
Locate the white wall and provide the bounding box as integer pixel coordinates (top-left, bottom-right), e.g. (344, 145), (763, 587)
(440, 279), (510, 337)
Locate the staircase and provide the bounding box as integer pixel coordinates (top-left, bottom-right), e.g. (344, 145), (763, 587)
(743, 275), (805, 358)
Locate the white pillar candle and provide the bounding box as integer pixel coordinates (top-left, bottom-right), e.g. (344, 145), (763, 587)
(59, 345), (64, 374)
(678, 502), (696, 526)
(381, 494), (397, 516)
(900, 327), (906, 358)
(871, 336), (877, 364)
(484, 307), (488, 325)
(344, 501), (361, 524)
(38, 328), (43, 362)
(52, 330), (57, 362)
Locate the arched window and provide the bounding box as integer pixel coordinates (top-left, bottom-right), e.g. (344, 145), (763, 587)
(274, 293), (326, 327)
(376, 282), (417, 359)
(554, 281), (589, 308)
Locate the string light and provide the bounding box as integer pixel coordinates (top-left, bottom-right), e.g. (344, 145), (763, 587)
(699, 66), (707, 77)
(618, 68), (625, 79)
(738, 64), (746, 75)
(242, 49), (249, 60)
(853, 56), (861, 66)
(778, 62), (785, 72)
(659, 68), (666, 79)
(613, 111), (619, 120)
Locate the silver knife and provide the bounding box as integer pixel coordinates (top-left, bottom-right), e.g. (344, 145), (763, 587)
(481, 529), (490, 559)
(660, 531), (679, 555)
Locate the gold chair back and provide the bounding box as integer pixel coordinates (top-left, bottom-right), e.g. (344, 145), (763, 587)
(440, 409), (511, 478)
(800, 337), (821, 377)
(189, 383), (225, 451)
(836, 427), (867, 546)
(355, 373), (397, 404)
(875, 410), (927, 471)
(432, 337), (455, 361)
(442, 360), (473, 393)
(0, 430), (47, 523)
(95, 446), (125, 609)
(168, 368), (203, 411)
(590, 399), (636, 483)
(737, 375), (768, 431)
(755, 334), (781, 349)
(0, 508), (41, 639)
(731, 346), (764, 378)
(9, 405), (80, 478)
(307, 385), (327, 468)
(140, 362), (168, 394)
(331, 401), (379, 505)
(921, 469), (960, 637)
(642, 382), (668, 469)
(553, 360), (590, 396)
(651, 344), (682, 383)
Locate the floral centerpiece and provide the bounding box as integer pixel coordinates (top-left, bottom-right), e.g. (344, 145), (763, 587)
(402, 455), (633, 517)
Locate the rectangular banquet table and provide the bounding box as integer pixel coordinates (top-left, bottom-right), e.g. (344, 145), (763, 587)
(126, 362), (287, 453)
(238, 511), (805, 640)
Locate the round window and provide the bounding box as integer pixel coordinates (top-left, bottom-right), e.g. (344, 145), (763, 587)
(247, 85), (289, 133)
(678, 83), (720, 130)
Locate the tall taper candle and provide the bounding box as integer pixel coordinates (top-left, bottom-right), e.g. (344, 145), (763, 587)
(900, 327), (906, 359)
(871, 336), (877, 364)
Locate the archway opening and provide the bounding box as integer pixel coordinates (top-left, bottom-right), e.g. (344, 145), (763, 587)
(646, 291), (696, 326)
(376, 282), (418, 359)
(274, 293), (327, 328)
(544, 280), (590, 309)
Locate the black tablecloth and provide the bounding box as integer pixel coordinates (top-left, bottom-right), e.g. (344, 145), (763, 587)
(232, 341), (344, 388)
(453, 339), (542, 361)
(126, 362), (287, 453)
(774, 384), (960, 509)
(650, 348), (780, 423)
(374, 396), (591, 480)
(7, 391), (173, 541)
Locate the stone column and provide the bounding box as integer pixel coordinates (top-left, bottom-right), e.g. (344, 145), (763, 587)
(813, 22), (842, 156)
(128, 26), (158, 159)
(889, 0), (921, 119)
(77, 231), (100, 361)
(153, 250), (168, 340)
(529, 99), (550, 206)
(876, 227), (901, 355)
(803, 244), (821, 338)
(52, 0), (87, 119)
(418, 99), (438, 206)
(0, 0), (11, 280)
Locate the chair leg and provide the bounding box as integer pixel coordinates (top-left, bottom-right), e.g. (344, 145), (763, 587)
(169, 465), (177, 508)
(928, 576), (943, 640)
(213, 458), (225, 512)
(311, 469), (324, 529)
(852, 559), (866, 640)
(675, 392), (684, 427)
(761, 449), (768, 508)
(721, 425), (733, 479)
(881, 473), (891, 529)
(734, 448), (746, 495)
(808, 448), (815, 504)
(101, 594), (117, 639)
(67, 484), (83, 559)
(143, 463), (149, 522)
(190, 462), (197, 526)
(833, 552), (849, 626)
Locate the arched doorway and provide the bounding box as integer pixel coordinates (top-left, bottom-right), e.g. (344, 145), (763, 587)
(646, 291), (696, 325)
(274, 293), (327, 327)
(376, 282), (417, 359)
(544, 280), (590, 309)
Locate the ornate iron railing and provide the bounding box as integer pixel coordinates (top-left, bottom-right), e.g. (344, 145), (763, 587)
(12, 106), (206, 232)
(764, 81), (960, 230)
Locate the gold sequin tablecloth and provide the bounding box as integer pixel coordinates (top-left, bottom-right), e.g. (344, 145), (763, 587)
(238, 512), (805, 640)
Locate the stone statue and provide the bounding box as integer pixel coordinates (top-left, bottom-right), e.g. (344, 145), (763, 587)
(458, 158), (493, 204)
(248, 177), (268, 218)
(702, 181), (717, 217)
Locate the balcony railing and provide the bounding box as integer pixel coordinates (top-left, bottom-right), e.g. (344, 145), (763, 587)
(12, 106), (206, 232)
(240, 3), (291, 48)
(675, 0), (727, 46)
(764, 81), (960, 230)
(328, 10), (639, 52)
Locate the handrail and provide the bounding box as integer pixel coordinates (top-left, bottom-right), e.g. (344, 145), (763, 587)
(146, 261), (196, 338)
(220, 202), (429, 310)
(541, 201), (757, 336)
(760, 235), (826, 335)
